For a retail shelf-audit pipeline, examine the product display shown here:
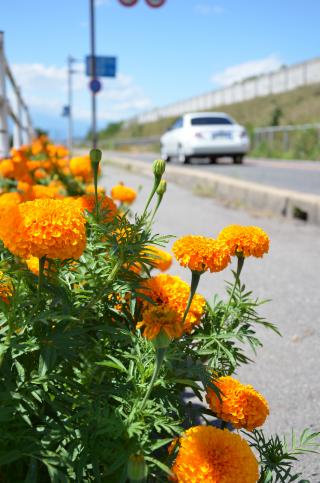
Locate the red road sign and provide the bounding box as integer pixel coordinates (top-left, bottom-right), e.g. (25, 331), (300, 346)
(118, 0), (139, 6)
(145, 0), (166, 7)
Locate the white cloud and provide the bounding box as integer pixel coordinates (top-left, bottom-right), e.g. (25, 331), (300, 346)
(211, 55), (283, 86)
(195, 3), (224, 15)
(10, 62), (152, 127)
(95, 0), (111, 7)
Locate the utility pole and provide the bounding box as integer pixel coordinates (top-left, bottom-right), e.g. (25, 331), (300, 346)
(67, 55), (75, 156)
(89, 0), (97, 149)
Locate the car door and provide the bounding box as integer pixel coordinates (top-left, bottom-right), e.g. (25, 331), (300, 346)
(164, 117), (183, 155)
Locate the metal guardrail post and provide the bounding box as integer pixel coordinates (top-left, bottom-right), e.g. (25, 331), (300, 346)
(0, 31), (9, 157)
(13, 86), (23, 148)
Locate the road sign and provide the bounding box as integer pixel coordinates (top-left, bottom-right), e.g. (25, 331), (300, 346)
(118, 0), (139, 5)
(86, 56), (117, 78)
(145, 0), (166, 7)
(62, 105), (70, 117)
(89, 78), (102, 94)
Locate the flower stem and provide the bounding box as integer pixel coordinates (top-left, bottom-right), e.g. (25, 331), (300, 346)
(222, 255), (244, 325)
(140, 347), (166, 410)
(142, 179), (160, 218)
(37, 256), (46, 300)
(182, 271), (202, 325)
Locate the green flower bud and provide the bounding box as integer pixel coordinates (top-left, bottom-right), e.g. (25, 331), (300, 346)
(156, 179), (167, 196)
(152, 329), (171, 349)
(90, 148), (102, 165)
(127, 454), (148, 483)
(152, 159), (166, 179)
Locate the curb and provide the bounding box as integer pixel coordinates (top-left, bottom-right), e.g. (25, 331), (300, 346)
(105, 154), (320, 226)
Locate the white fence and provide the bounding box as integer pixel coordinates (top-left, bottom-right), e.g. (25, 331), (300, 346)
(0, 31), (33, 157)
(131, 57), (320, 125)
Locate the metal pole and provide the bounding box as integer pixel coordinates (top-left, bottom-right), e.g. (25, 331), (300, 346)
(13, 87), (23, 148)
(89, 0), (97, 149)
(67, 56), (74, 156)
(0, 31), (9, 157)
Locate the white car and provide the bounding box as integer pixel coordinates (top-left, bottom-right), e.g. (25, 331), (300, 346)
(160, 112), (250, 164)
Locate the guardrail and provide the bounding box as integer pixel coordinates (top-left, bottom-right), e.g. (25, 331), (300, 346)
(102, 123), (320, 156)
(253, 123), (320, 151)
(0, 31), (33, 157)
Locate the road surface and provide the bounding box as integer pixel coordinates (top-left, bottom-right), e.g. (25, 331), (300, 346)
(104, 150), (320, 196)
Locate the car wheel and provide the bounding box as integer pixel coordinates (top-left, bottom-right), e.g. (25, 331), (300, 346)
(177, 145), (191, 164)
(209, 156), (217, 164)
(233, 155), (244, 164)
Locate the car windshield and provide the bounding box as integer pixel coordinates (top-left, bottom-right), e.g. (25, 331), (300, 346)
(190, 116), (233, 126)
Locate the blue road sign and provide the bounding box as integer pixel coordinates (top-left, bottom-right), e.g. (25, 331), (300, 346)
(89, 78), (102, 94)
(62, 105), (70, 117)
(86, 56), (117, 78)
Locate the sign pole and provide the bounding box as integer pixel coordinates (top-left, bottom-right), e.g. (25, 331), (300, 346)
(89, 0), (97, 149)
(67, 56), (74, 157)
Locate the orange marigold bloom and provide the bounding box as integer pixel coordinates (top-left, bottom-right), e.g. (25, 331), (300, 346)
(69, 156), (93, 182)
(0, 192), (23, 209)
(0, 159), (15, 178)
(144, 246), (172, 272)
(31, 184), (63, 200)
(218, 225), (270, 258)
(136, 305), (183, 341)
(172, 235), (230, 273)
(138, 274), (205, 336)
(0, 199), (86, 260)
(76, 194), (117, 222)
(171, 426), (259, 483)
(206, 376), (269, 431)
(85, 184), (106, 196)
(111, 182), (137, 204)
(33, 168), (47, 180)
(0, 271), (12, 304)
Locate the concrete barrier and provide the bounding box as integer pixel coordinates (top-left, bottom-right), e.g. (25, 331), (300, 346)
(105, 153), (320, 226)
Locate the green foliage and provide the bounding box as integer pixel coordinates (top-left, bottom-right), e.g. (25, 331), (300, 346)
(244, 429), (320, 483)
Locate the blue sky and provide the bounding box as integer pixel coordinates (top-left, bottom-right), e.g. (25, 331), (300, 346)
(1, 0), (320, 138)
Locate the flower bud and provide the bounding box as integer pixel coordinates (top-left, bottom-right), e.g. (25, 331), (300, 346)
(90, 148), (102, 165)
(127, 454), (148, 483)
(152, 159), (166, 179)
(156, 179), (167, 196)
(152, 329), (171, 349)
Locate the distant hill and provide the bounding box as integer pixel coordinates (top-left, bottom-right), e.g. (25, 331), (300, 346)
(98, 84), (320, 142)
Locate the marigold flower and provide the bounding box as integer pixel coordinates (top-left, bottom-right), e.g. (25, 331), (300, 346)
(69, 155), (93, 182)
(111, 182), (137, 204)
(137, 305), (183, 341)
(138, 274), (205, 336)
(0, 199), (86, 260)
(31, 184), (63, 200)
(85, 184), (106, 196)
(0, 192), (23, 209)
(218, 225), (270, 258)
(0, 159), (15, 178)
(171, 426), (259, 483)
(0, 271), (12, 303)
(172, 235), (230, 273)
(144, 246), (172, 272)
(206, 376), (269, 431)
(33, 168), (47, 180)
(76, 194), (117, 222)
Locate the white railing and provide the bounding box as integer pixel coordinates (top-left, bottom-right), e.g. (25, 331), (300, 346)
(0, 31), (33, 157)
(129, 57), (320, 125)
(253, 123), (320, 151)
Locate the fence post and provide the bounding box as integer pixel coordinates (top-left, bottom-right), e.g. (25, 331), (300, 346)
(13, 87), (23, 148)
(0, 31), (9, 158)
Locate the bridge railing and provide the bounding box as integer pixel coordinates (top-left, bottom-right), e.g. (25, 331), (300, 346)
(0, 31), (34, 157)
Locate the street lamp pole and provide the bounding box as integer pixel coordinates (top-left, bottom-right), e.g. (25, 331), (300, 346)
(89, 0), (98, 149)
(67, 55), (74, 157)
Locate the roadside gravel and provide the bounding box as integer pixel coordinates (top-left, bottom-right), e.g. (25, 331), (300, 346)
(102, 164), (320, 481)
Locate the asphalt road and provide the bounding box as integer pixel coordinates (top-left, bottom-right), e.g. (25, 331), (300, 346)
(104, 150), (320, 196)
(102, 163), (320, 481)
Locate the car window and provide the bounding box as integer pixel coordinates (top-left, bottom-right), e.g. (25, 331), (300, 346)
(170, 117), (183, 130)
(190, 117), (233, 126)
